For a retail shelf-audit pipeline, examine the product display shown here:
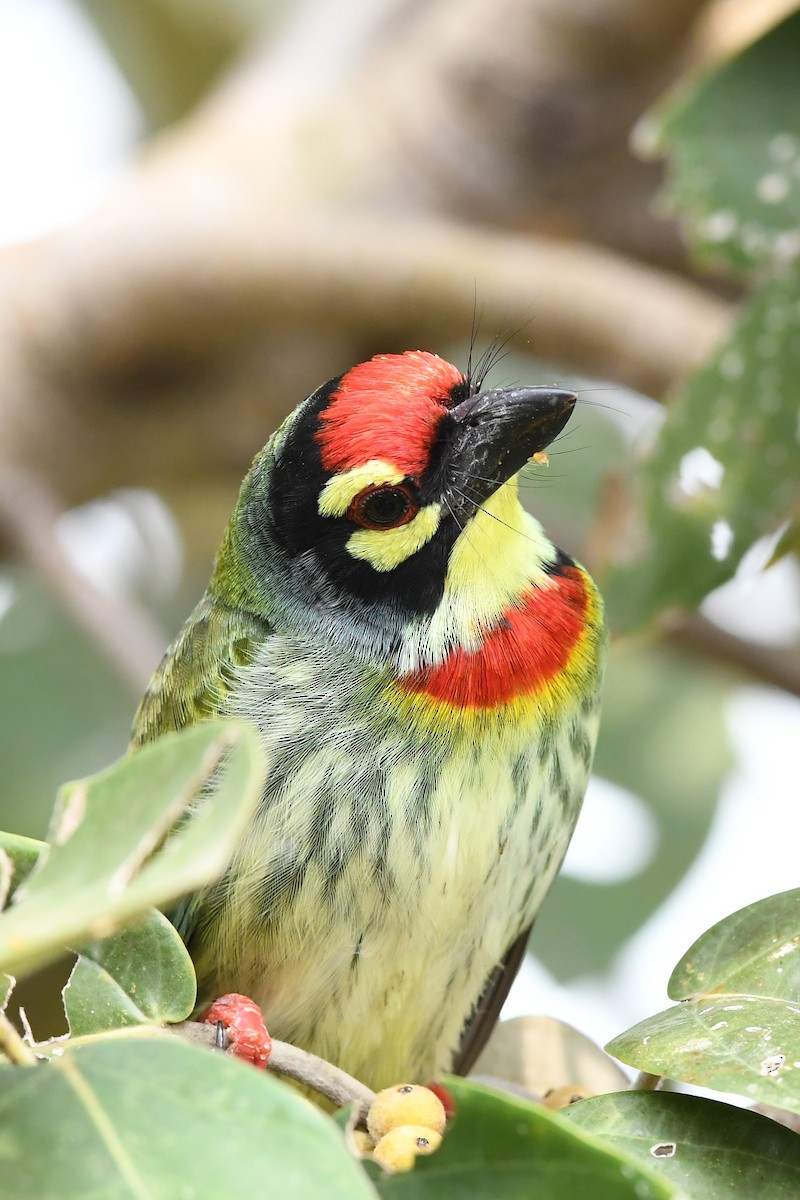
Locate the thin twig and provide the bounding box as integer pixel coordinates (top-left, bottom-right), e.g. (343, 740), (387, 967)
(665, 611), (800, 701)
(0, 467), (165, 695)
(172, 1020), (376, 1111)
(269, 1038), (376, 1111)
(631, 1070), (663, 1091)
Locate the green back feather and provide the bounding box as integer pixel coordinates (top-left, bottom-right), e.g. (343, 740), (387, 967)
(130, 597), (272, 948)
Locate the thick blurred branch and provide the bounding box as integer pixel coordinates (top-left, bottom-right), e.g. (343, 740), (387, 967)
(0, 0), (726, 563)
(233, 0), (713, 262)
(8, 0), (785, 703)
(0, 218), (730, 511)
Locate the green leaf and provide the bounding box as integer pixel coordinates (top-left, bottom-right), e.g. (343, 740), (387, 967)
(768, 517), (800, 565)
(565, 1090), (800, 1199)
(607, 890), (800, 1112)
(610, 6), (800, 629)
(0, 1033), (377, 1199)
(669, 887), (800, 1002)
(608, 999), (800, 1113)
(638, 7), (800, 273)
(0, 850), (9, 912)
(606, 261), (800, 629)
(64, 911), (196, 1037)
(0, 832), (45, 904)
(0, 973), (13, 1013)
(0, 973), (14, 1065)
(373, 1077), (679, 1199)
(0, 721), (266, 979)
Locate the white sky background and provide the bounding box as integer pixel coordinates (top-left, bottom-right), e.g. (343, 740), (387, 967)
(1, 0), (799, 1052)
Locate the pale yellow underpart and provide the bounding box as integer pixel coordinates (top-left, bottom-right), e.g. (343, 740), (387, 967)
(427, 476), (554, 656)
(207, 654), (598, 1087)
(347, 503), (443, 571)
(318, 459), (404, 517)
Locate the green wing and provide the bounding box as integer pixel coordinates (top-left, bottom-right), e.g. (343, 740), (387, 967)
(131, 597), (272, 747)
(131, 597), (271, 948)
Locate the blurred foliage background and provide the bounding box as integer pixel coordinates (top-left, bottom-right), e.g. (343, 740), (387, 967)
(0, 0), (798, 1044)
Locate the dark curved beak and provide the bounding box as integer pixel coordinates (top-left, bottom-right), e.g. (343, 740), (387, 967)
(446, 385), (576, 512)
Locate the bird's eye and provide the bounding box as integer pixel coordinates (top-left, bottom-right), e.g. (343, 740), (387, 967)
(347, 484), (417, 530)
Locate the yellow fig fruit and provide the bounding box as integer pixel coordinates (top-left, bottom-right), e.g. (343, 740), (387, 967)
(372, 1125), (442, 1173)
(542, 1084), (594, 1110)
(348, 1129), (375, 1156)
(367, 1084), (446, 1141)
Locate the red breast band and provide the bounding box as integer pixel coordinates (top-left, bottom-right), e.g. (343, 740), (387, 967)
(400, 567), (589, 708)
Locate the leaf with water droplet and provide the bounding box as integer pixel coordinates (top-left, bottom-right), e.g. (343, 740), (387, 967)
(637, 8), (800, 274)
(605, 262), (800, 629)
(566, 1091), (800, 1198)
(669, 887), (800, 1002)
(607, 889), (800, 1113)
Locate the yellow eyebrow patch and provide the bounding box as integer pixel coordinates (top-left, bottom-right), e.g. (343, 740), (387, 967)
(347, 504), (442, 571)
(318, 460), (404, 518)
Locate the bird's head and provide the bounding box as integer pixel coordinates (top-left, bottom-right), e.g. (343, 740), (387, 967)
(215, 351), (577, 671)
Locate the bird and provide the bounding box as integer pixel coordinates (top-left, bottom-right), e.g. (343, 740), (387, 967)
(131, 349), (606, 1091)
